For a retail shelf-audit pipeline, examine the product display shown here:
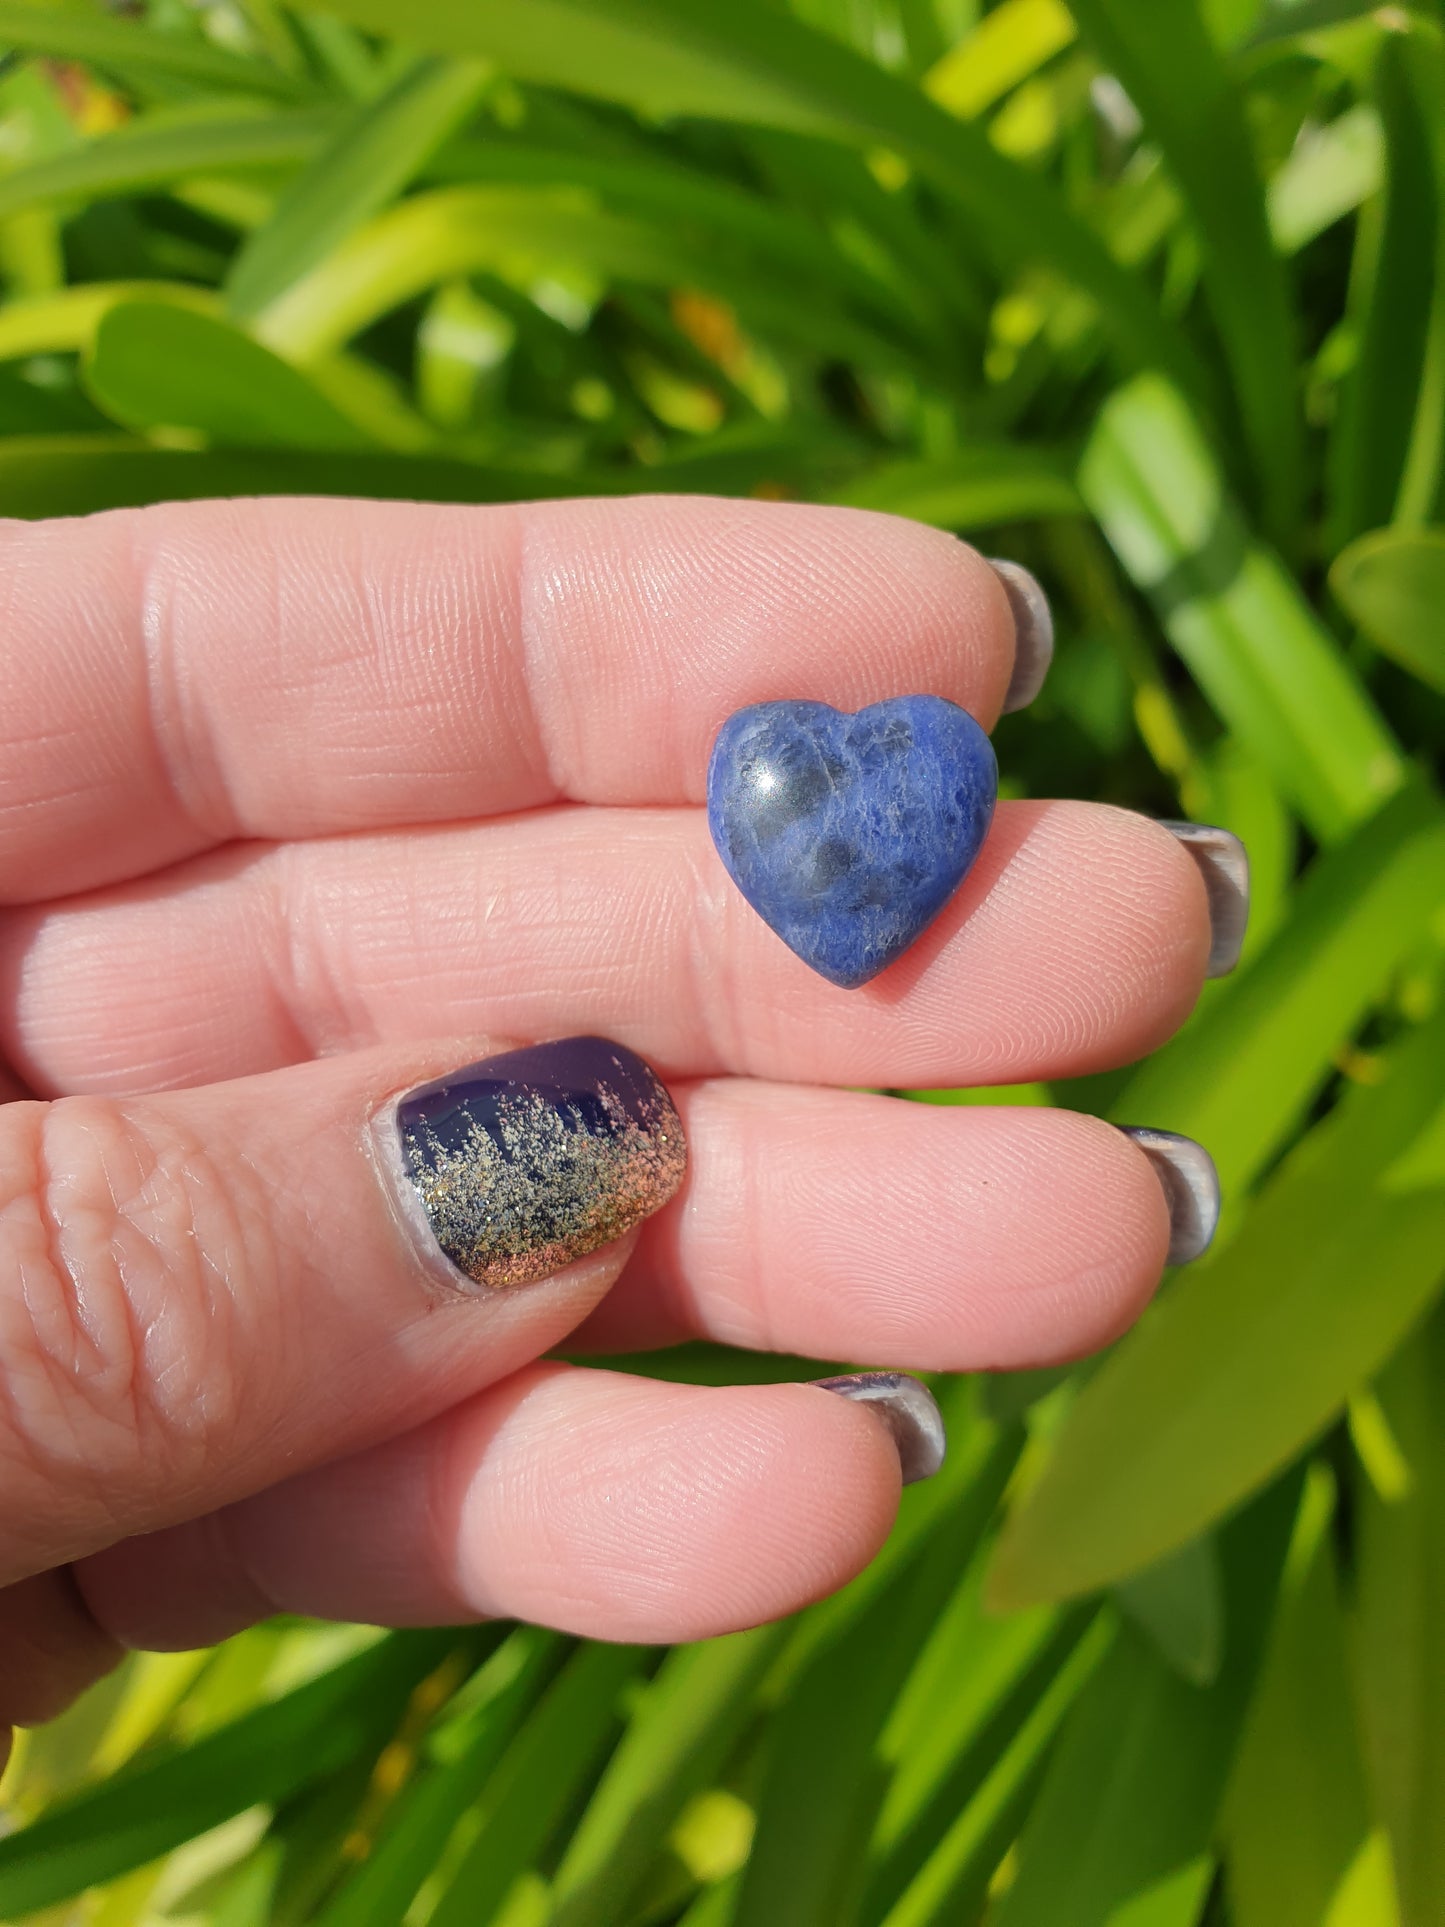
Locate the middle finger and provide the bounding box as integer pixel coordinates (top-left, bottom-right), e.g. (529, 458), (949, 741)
(2, 799), (1218, 1097)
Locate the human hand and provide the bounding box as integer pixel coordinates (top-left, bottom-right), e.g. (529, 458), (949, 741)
(0, 493), (1242, 1766)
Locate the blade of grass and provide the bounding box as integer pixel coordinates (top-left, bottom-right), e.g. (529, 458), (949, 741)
(990, 1006), (1445, 1609)
(1080, 372), (1404, 842)
(225, 57), (491, 319)
(1068, 0), (1302, 546)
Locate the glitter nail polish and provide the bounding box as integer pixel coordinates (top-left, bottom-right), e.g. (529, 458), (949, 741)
(381, 1036), (686, 1290)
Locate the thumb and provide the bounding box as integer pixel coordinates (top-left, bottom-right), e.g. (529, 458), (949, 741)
(0, 1035), (684, 1584)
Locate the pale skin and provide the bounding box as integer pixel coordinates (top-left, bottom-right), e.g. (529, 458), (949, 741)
(0, 494), (1215, 1771)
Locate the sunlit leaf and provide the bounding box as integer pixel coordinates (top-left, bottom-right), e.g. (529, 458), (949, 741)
(0, 1633), (471, 1915)
(85, 301), (376, 447)
(1081, 373), (1404, 841)
(991, 1478), (1301, 1926)
(1222, 1466), (1373, 1927)
(1352, 1305), (1445, 1926)
(0, 0), (315, 100)
(991, 1009), (1445, 1607)
(1068, 0), (1303, 544)
(312, 0), (1205, 395)
(226, 58), (490, 318)
(1331, 524), (1445, 694)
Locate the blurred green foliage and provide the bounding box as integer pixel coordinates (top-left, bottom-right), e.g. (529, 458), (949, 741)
(0, 0), (1443, 1921)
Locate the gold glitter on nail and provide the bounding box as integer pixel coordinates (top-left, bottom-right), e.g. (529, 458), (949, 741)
(393, 1039), (686, 1290)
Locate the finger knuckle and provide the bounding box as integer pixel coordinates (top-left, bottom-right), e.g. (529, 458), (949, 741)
(0, 1096), (270, 1535)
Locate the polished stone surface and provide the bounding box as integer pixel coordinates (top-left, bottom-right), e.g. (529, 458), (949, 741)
(706, 696), (997, 988)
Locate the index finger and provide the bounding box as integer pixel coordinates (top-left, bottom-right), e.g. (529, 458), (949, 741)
(0, 494), (1020, 904)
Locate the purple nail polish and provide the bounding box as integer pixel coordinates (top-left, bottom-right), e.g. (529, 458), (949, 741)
(1116, 1126), (1220, 1264)
(380, 1037), (686, 1290)
(989, 559), (1054, 713)
(1159, 822), (1250, 977)
(812, 1371), (946, 1483)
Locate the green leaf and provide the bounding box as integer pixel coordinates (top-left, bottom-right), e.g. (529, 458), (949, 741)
(990, 1007), (1445, 1609)
(864, 1555), (1095, 1922)
(1080, 373), (1404, 842)
(1267, 103), (1384, 253)
(1111, 780), (1445, 1200)
(990, 1477), (1301, 1927)
(1115, 1536), (1224, 1688)
(0, 281), (215, 360)
(1332, 525), (1445, 694)
(829, 447), (1083, 528)
(85, 301), (375, 448)
(877, 1620), (1112, 1927)
(0, 1632), (468, 1915)
(425, 136), (934, 343)
(1329, 21), (1445, 541)
(0, 1), (315, 100)
(313, 1630), (567, 1927)
(548, 1627), (789, 1927)
(1352, 1302), (1445, 1926)
(1222, 1466), (1372, 1927)
(423, 1641), (648, 1927)
(732, 1403), (1019, 1927)
(253, 184), (912, 373)
(0, 106), (339, 225)
(923, 0), (1077, 119)
(1067, 0), (1302, 546)
(311, 0), (1205, 397)
(225, 58), (490, 320)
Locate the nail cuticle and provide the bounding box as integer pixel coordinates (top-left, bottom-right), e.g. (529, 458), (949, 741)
(988, 558), (1054, 714)
(381, 1036), (687, 1292)
(1116, 1125), (1221, 1265)
(1159, 820), (1250, 978)
(812, 1371), (947, 1484)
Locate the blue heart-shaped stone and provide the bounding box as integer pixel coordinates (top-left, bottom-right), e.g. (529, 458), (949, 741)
(706, 696), (997, 988)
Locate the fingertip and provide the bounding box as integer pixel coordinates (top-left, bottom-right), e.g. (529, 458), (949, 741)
(449, 1371), (903, 1643)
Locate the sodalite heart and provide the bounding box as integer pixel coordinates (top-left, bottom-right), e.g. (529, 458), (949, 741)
(706, 696), (997, 989)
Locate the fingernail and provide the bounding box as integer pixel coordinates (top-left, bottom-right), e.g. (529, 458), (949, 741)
(1116, 1127), (1220, 1265)
(811, 1372), (946, 1484)
(1160, 821), (1250, 977)
(989, 558), (1054, 713)
(378, 1036), (687, 1290)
